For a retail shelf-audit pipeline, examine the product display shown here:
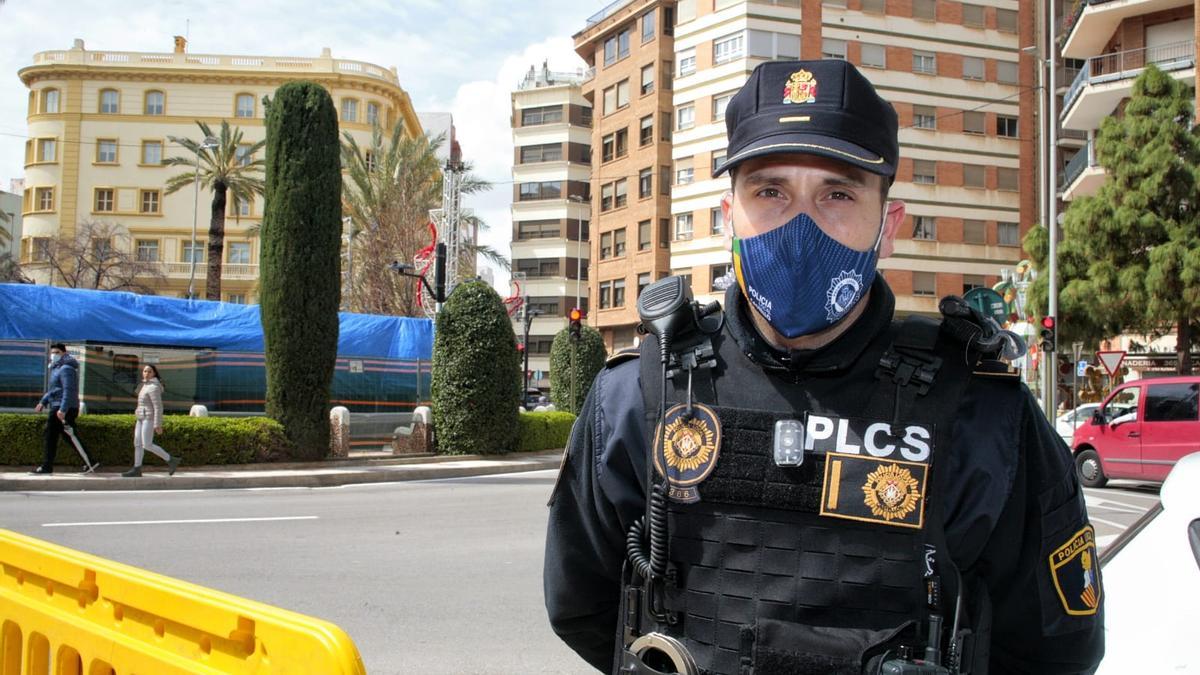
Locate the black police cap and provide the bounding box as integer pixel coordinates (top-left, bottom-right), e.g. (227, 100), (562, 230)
(714, 59), (899, 178)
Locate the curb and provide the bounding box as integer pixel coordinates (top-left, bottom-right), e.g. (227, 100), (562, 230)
(0, 451), (565, 492)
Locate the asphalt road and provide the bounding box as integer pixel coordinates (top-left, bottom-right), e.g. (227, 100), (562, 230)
(0, 471), (1159, 674)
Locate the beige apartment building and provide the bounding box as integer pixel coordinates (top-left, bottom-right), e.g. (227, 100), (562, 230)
(575, 0), (679, 351)
(668, 0), (1037, 315)
(510, 63), (593, 389)
(18, 38), (421, 302)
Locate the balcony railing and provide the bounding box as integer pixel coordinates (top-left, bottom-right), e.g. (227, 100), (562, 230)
(585, 0), (635, 27)
(1062, 143), (1095, 190)
(1060, 0), (1122, 48)
(1062, 40), (1196, 116)
(160, 262), (259, 279)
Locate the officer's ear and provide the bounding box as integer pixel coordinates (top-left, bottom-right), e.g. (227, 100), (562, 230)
(878, 199), (906, 259)
(721, 191), (735, 253)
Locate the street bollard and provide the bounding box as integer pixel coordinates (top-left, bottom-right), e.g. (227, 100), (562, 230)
(329, 406), (350, 458)
(188, 404), (208, 417)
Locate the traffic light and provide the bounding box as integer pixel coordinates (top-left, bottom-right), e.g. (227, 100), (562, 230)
(1040, 316), (1056, 354)
(569, 307), (583, 342)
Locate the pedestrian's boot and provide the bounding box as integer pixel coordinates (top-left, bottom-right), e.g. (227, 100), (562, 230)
(121, 466), (142, 478)
(168, 456), (180, 476)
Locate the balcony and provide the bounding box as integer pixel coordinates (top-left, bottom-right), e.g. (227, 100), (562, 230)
(1061, 40), (1195, 130)
(159, 262), (259, 280)
(1061, 143), (1106, 201)
(1062, 0), (1194, 59)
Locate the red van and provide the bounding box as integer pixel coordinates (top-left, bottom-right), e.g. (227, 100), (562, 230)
(1073, 376), (1200, 487)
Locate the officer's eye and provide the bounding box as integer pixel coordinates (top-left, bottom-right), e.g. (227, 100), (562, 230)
(827, 190), (854, 201)
(756, 187), (785, 200)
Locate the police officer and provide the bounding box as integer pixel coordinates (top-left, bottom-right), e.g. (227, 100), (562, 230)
(544, 59), (1103, 675)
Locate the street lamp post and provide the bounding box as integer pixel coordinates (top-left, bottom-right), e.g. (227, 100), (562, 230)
(568, 195), (585, 310)
(342, 216), (354, 310)
(187, 135), (219, 300)
(1045, 1), (1061, 420)
(522, 295), (542, 393)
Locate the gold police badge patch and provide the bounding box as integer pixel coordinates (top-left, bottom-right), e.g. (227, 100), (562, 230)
(783, 69), (818, 104)
(653, 403), (722, 503)
(862, 463), (921, 522)
(820, 452), (929, 529)
(1049, 526), (1102, 616)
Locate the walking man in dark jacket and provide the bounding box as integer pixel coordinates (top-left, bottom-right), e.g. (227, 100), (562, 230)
(33, 342), (97, 474)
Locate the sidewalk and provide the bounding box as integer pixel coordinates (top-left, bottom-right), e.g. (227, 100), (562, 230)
(0, 450), (565, 491)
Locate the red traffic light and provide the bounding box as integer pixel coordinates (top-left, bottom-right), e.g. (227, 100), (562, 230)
(569, 307), (583, 322)
(1041, 316), (1056, 330)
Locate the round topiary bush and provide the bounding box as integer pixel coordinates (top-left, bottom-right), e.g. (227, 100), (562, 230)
(549, 324), (608, 414)
(431, 281), (522, 454)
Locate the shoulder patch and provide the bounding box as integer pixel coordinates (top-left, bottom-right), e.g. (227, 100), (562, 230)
(1048, 525), (1102, 616)
(605, 348), (640, 369)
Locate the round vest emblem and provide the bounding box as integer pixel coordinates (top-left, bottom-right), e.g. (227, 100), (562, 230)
(654, 403), (722, 493)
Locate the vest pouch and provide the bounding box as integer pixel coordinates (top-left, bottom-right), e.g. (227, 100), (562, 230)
(741, 618), (916, 675)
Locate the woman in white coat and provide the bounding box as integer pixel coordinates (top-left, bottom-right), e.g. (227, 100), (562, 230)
(122, 364), (180, 477)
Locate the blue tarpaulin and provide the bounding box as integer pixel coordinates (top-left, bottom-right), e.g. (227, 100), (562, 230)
(0, 283), (433, 360)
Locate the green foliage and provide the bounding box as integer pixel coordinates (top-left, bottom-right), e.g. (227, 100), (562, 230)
(0, 414), (291, 466)
(516, 411), (577, 453)
(260, 81), (342, 458)
(549, 324), (608, 414)
(431, 281), (522, 455)
(1030, 65), (1200, 374)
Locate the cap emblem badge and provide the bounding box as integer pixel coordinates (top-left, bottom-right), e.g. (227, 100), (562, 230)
(783, 69), (818, 104)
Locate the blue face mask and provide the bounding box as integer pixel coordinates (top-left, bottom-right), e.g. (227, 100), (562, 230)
(732, 211), (883, 339)
(50, 353), (62, 365)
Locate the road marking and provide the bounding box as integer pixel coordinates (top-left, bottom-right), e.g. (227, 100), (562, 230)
(1088, 516), (1134, 530)
(43, 516), (318, 528)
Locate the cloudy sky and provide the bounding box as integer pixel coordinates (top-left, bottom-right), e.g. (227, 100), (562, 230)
(0, 0), (595, 292)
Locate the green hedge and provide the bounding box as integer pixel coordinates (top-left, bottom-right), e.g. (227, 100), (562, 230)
(0, 414), (293, 467)
(516, 411), (577, 453)
(549, 324), (608, 414)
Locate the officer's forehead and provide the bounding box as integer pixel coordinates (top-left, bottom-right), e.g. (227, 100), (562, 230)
(734, 154), (877, 189)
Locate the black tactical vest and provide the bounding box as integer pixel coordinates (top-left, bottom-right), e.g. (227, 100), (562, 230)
(620, 312), (983, 675)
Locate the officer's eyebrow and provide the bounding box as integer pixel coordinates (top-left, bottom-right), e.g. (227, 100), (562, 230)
(739, 169), (870, 191)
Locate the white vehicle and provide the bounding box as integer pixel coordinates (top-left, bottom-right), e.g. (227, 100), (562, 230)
(1095, 451), (1200, 673)
(1055, 403), (1099, 444)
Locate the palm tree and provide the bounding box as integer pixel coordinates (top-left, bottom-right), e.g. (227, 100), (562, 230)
(165, 120), (265, 300)
(341, 122), (503, 316)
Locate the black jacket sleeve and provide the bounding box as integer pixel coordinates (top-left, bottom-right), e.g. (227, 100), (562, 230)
(544, 362), (648, 672)
(982, 393), (1105, 673)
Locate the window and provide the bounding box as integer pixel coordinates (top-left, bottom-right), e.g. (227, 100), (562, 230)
(821, 38), (847, 60)
(182, 241), (206, 263)
(341, 98), (358, 122)
(599, 281), (611, 309)
(997, 168), (1018, 191)
(913, 159), (936, 184)
(236, 94), (255, 118)
(963, 219), (986, 244)
(35, 187), (54, 211)
(94, 188), (115, 213)
(614, 179), (628, 208)
(913, 0), (935, 20)
(227, 294), (247, 304)
(675, 157), (694, 185)
(963, 164), (986, 188)
(233, 195), (251, 216)
(997, 61), (1018, 85)
(141, 140), (163, 165)
(675, 213), (694, 240)
(31, 237), (50, 261)
(711, 152), (726, 175)
(642, 9), (656, 41)
(963, 111), (985, 134)
(913, 105), (936, 130)
(1145, 383), (1199, 422)
(659, 218), (670, 247)
(603, 85), (617, 114)
(714, 32), (744, 64)
(99, 89), (119, 114)
(963, 274), (987, 295)
(962, 3), (985, 27)
(517, 220), (561, 240)
(602, 133), (616, 162)
(139, 189), (161, 214)
(913, 272), (937, 296)
(678, 49), (696, 76)
(619, 28), (631, 59)
(710, 207), (725, 235)
(135, 239), (159, 262)
(963, 57), (984, 81)
(520, 143), (563, 163)
(662, 61), (674, 90)
(713, 92), (734, 121)
(676, 104), (694, 131)
(996, 9), (1017, 33)
(617, 80), (630, 109)
(997, 115), (1018, 138)
(998, 222), (1019, 246)
(639, 220), (652, 250)
(661, 112), (672, 141)
(144, 91), (165, 115)
(581, 106), (593, 128)
(912, 216), (936, 240)
(601, 182), (614, 211)
(519, 181), (562, 201)
(613, 278), (626, 307)
(1104, 386), (1141, 423)
(861, 43), (886, 69)
(235, 143), (253, 167)
(823, 0), (847, 6)
(861, 0), (884, 12)
(639, 168), (653, 198)
(638, 272), (652, 298)
(664, 6), (675, 34)
(38, 139), (56, 163)
(710, 263), (732, 291)
(913, 51), (936, 75)
(522, 105), (563, 125)
(614, 228), (627, 256)
(640, 115), (654, 146)
(226, 242), (251, 265)
(660, 166), (671, 194)
(615, 128), (628, 158)
(91, 238), (112, 259)
(604, 27), (632, 65)
(366, 102), (380, 126)
(41, 88), (60, 113)
(97, 139), (117, 163)
(641, 64), (654, 95)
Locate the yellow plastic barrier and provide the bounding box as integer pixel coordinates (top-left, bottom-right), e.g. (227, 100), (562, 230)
(0, 529), (365, 674)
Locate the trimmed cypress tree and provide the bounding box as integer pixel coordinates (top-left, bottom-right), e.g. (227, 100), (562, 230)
(259, 82), (341, 458)
(431, 281), (522, 455)
(549, 325), (607, 414)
